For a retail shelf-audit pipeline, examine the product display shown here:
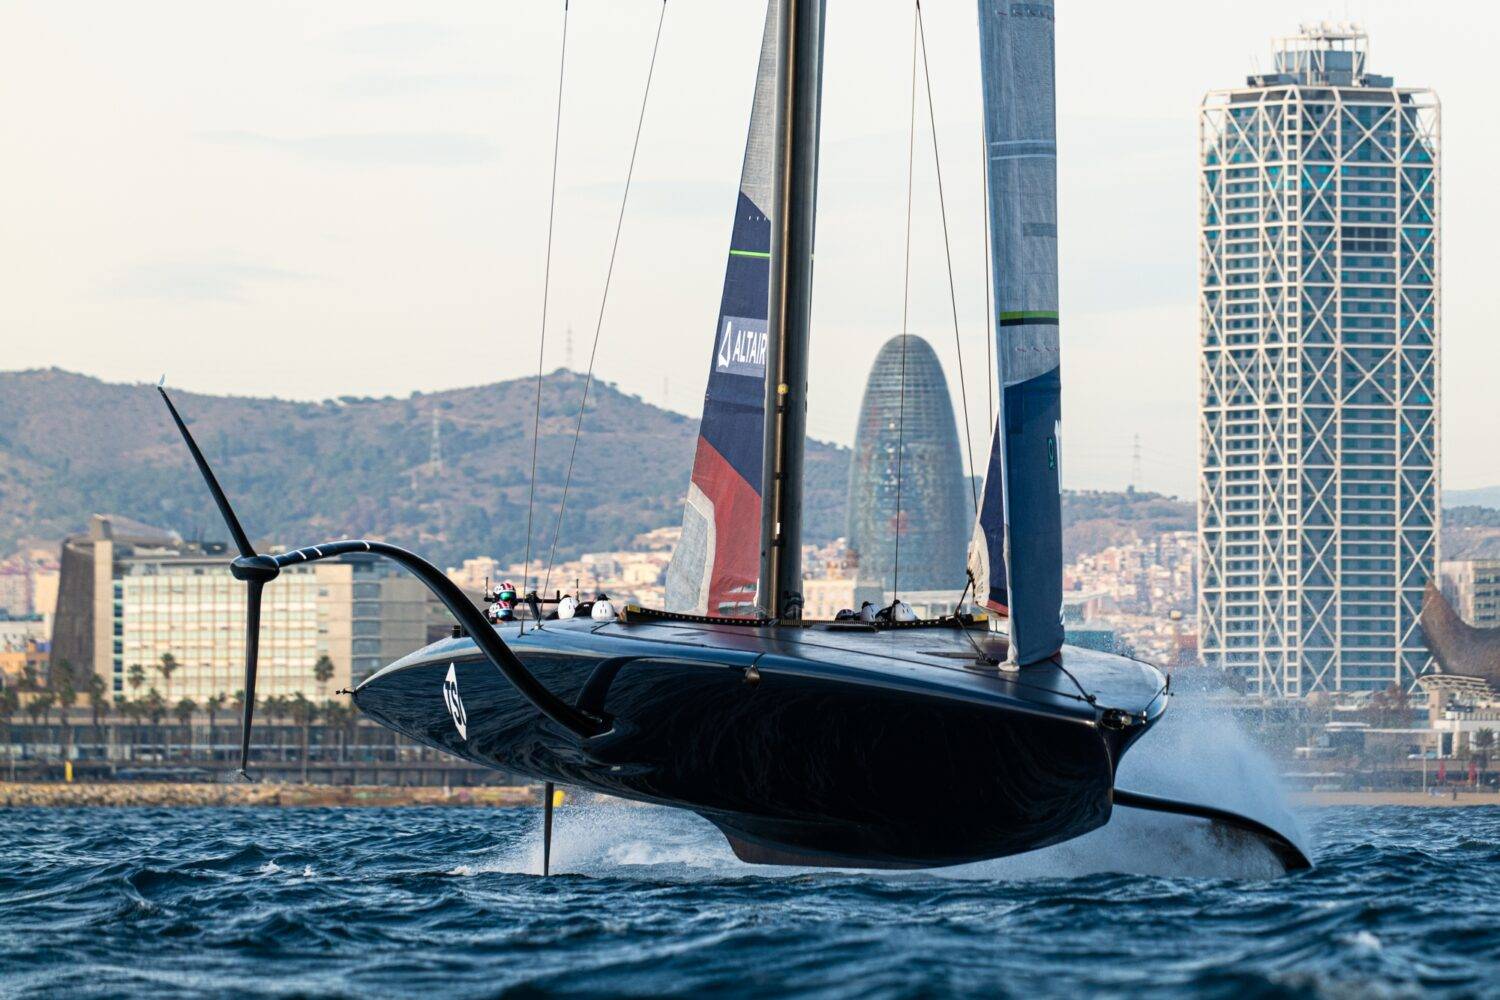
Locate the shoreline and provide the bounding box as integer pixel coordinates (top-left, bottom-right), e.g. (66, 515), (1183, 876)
(0, 781), (542, 808)
(4, 782), (1498, 809)
(1289, 790), (1500, 808)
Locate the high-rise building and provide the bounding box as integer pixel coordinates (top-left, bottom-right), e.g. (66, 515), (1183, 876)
(847, 335), (970, 607)
(51, 515), (444, 703)
(1197, 25), (1440, 696)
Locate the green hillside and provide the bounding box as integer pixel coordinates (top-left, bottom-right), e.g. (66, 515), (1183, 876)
(0, 368), (849, 568)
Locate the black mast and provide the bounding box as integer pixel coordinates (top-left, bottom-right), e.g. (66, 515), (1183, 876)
(758, 0), (826, 621)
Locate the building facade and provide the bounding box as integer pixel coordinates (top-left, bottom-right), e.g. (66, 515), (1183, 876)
(1440, 560), (1500, 629)
(1198, 25), (1439, 696)
(52, 515), (441, 704)
(846, 335), (970, 607)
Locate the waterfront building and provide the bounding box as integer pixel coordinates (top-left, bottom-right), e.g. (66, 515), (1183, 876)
(0, 544), (60, 624)
(51, 515), (443, 703)
(846, 335), (970, 607)
(0, 637), (49, 689)
(1197, 25), (1440, 696)
(1439, 560), (1500, 629)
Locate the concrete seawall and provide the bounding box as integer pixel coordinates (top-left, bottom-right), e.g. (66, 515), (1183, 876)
(0, 782), (540, 808)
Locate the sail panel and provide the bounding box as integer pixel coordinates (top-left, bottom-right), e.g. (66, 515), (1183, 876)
(665, 0), (779, 616)
(973, 0), (1064, 662)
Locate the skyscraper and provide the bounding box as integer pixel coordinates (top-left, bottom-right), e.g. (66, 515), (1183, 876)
(1197, 25), (1440, 696)
(847, 335), (970, 607)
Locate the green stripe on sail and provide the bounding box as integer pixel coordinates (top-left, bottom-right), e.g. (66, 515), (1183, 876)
(728, 249), (771, 259)
(998, 310), (1058, 321)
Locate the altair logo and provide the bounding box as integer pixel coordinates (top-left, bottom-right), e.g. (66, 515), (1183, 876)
(442, 663), (468, 741)
(714, 316), (768, 378)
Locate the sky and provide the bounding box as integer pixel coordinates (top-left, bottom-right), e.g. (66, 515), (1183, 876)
(2, 0), (1497, 499)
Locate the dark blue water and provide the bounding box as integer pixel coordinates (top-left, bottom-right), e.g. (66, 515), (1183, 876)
(1, 802), (1497, 998)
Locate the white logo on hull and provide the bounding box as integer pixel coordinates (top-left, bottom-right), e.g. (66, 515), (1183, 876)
(442, 663), (468, 741)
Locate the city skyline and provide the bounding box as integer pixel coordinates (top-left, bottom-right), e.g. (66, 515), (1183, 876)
(3, 1), (1497, 501)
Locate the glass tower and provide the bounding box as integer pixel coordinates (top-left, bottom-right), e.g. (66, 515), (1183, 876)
(847, 335), (970, 606)
(1197, 24), (1440, 696)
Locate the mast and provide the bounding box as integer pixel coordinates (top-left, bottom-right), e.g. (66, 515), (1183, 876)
(972, 0), (1064, 664)
(757, 0), (826, 621)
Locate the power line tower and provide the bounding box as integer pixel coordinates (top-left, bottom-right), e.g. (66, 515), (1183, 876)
(1130, 434), (1142, 493)
(429, 409), (444, 476)
(564, 326), (575, 371)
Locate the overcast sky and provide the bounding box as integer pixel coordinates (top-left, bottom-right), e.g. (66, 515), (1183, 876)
(3, 1), (1496, 497)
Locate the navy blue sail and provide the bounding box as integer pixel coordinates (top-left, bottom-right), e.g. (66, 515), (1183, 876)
(663, 0), (778, 617)
(970, 0), (1064, 664)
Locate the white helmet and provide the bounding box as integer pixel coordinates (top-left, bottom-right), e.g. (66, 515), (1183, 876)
(891, 601), (918, 622)
(591, 597), (617, 621)
(556, 596), (578, 620)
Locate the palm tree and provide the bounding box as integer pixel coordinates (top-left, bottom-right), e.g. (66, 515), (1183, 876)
(312, 655), (336, 699)
(87, 673), (107, 735)
(290, 693), (317, 783)
(205, 694), (225, 764)
(28, 693), (56, 762)
(174, 698), (197, 761)
(0, 687), (20, 779)
(144, 689), (167, 761)
(55, 673), (76, 767)
(263, 695), (290, 762)
(127, 663), (146, 696)
(1474, 728), (1495, 780)
(114, 695), (133, 761)
(156, 652), (179, 699)
(323, 702), (348, 763)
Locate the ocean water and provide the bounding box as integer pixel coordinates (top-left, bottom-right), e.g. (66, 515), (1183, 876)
(1, 802), (1497, 998)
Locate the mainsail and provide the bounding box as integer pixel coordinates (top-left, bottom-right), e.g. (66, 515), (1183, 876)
(969, 0), (1065, 664)
(664, 0), (778, 616)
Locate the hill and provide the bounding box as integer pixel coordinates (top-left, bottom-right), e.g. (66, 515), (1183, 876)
(1060, 489), (1194, 562)
(6, 368), (1481, 572)
(0, 368), (849, 569)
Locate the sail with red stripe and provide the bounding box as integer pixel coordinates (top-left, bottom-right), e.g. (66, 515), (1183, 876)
(664, 1), (778, 617)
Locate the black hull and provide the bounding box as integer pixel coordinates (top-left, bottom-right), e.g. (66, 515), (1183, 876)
(355, 619), (1166, 869)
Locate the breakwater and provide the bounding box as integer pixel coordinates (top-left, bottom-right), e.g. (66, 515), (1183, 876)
(0, 781), (539, 808)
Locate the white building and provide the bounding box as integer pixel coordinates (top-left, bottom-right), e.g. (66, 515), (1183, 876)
(1197, 24), (1439, 696)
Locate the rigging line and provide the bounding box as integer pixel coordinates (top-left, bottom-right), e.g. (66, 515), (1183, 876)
(523, 0), (571, 614)
(916, 0), (979, 517)
(542, 0), (668, 601)
(893, 0), (919, 603)
(980, 124), (994, 435)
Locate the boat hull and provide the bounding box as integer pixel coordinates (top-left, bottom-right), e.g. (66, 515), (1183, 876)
(354, 619), (1166, 868)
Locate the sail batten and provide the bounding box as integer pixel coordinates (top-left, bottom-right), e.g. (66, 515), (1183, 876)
(664, 1), (780, 617)
(971, 0), (1065, 664)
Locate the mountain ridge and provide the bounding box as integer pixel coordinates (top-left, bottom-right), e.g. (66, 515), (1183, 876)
(0, 367), (849, 569)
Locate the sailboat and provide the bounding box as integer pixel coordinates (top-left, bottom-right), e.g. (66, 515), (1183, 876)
(157, 0), (1309, 873)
